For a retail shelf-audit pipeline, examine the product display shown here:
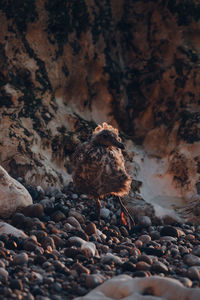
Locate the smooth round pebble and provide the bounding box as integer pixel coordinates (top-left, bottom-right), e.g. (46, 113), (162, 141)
(13, 252), (29, 265)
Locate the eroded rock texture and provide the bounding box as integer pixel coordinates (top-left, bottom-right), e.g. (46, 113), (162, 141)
(0, 1), (199, 213)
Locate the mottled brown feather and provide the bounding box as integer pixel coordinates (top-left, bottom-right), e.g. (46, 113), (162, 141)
(72, 123), (131, 199)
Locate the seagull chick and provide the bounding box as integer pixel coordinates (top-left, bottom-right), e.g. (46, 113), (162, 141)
(72, 122), (134, 227)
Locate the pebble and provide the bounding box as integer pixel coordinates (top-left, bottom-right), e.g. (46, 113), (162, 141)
(192, 245), (200, 256)
(101, 253), (122, 265)
(66, 217), (82, 230)
(138, 216), (152, 227)
(10, 279), (23, 290)
(1, 183), (200, 299)
(68, 211), (85, 224)
(22, 204), (44, 218)
(136, 261), (151, 271)
(100, 208), (111, 219)
(184, 254), (200, 266)
(151, 261), (168, 273)
(122, 261), (136, 272)
(51, 210), (66, 222)
(160, 226), (179, 238)
(0, 268), (8, 283)
(138, 234), (151, 244)
(84, 274), (103, 288)
(187, 266), (200, 281)
(13, 252), (29, 265)
(85, 222), (97, 235)
(72, 262), (90, 274)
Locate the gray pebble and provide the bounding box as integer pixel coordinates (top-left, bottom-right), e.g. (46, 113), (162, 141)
(138, 234), (151, 244)
(184, 254), (200, 266)
(13, 252), (29, 265)
(100, 207), (111, 219)
(138, 216), (152, 227)
(0, 268), (8, 283)
(187, 266), (200, 281)
(192, 245), (200, 256)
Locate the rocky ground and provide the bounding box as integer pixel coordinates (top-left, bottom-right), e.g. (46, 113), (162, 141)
(0, 181), (200, 300)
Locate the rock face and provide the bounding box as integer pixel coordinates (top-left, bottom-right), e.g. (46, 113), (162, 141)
(0, 1), (199, 217)
(0, 166), (32, 218)
(74, 275), (200, 300)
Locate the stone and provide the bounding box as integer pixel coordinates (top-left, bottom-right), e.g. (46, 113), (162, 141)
(21, 203), (44, 218)
(192, 245), (200, 256)
(0, 166), (32, 218)
(66, 217), (82, 231)
(160, 226), (179, 238)
(84, 274), (103, 289)
(0, 222), (27, 238)
(138, 216), (152, 227)
(0, 268), (8, 283)
(85, 222), (97, 236)
(138, 234), (151, 244)
(72, 262), (90, 275)
(136, 261), (151, 271)
(101, 253), (122, 265)
(68, 237), (96, 257)
(187, 266), (200, 281)
(68, 210), (85, 224)
(100, 208), (111, 219)
(151, 261), (168, 274)
(10, 279), (23, 290)
(184, 254), (200, 266)
(74, 275), (200, 300)
(13, 252), (29, 265)
(51, 210), (66, 222)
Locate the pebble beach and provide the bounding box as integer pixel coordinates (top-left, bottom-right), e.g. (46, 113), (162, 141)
(0, 182), (200, 299)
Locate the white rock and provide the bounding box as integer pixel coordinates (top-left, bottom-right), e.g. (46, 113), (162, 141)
(68, 237), (96, 257)
(74, 274), (200, 300)
(0, 222), (27, 238)
(0, 165), (32, 217)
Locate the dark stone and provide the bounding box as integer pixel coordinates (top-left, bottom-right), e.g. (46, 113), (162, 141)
(10, 279), (23, 290)
(21, 203), (44, 218)
(121, 261), (136, 272)
(160, 226), (179, 238)
(143, 247), (165, 257)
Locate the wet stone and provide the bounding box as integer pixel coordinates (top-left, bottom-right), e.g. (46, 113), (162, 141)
(138, 234), (151, 244)
(13, 252), (29, 265)
(151, 261), (168, 274)
(187, 266), (200, 281)
(22, 203), (44, 218)
(138, 216), (152, 228)
(192, 245), (200, 256)
(72, 262), (90, 274)
(0, 268), (8, 283)
(121, 261), (136, 272)
(85, 222), (97, 235)
(100, 208), (111, 219)
(84, 274), (103, 289)
(10, 279), (23, 290)
(51, 210), (66, 222)
(184, 254), (200, 266)
(160, 226), (179, 238)
(143, 247), (165, 257)
(136, 261), (151, 271)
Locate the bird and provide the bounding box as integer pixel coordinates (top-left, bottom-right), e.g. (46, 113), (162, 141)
(72, 122), (134, 227)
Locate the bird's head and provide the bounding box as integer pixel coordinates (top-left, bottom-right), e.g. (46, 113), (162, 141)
(92, 124), (124, 149)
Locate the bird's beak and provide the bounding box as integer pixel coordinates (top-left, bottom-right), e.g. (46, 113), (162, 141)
(114, 140), (125, 149)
